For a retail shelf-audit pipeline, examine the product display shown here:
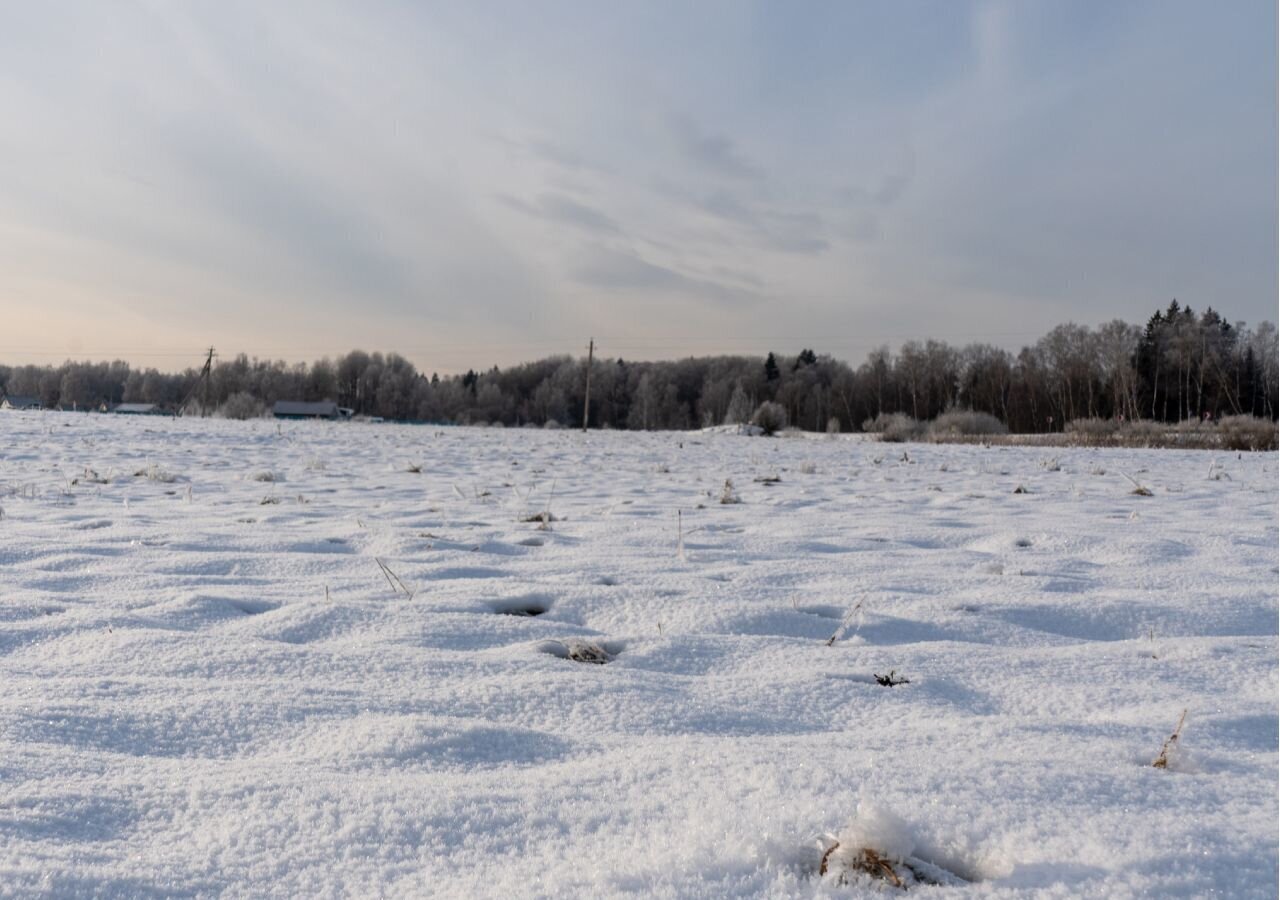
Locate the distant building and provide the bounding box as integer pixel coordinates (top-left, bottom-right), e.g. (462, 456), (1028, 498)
(111, 403), (164, 415)
(273, 400), (343, 420)
(1, 395), (42, 411)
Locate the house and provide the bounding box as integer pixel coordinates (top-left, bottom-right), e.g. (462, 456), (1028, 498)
(273, 400), (343, 420)
(0, 395), (42, 411)
(111, 403), (164, 415)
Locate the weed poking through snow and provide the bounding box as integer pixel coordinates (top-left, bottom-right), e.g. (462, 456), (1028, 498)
(1152, 709), (1188, 769)
(874, 670), (910, 687)
(719, 479), (741, 504)
(825, 599), (866, 646)
(374, 557), (415, 599)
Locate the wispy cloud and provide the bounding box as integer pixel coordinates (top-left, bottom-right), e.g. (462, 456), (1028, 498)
(574, 246), (756, 306)
(501, 192), (622, 235)
(667, 115), (761, 180)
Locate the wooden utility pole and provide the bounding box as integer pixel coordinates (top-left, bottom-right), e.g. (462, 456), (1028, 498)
(179, 347), (216, 417)
(582, 338), (594, 431)
(201, 346), (215, 416)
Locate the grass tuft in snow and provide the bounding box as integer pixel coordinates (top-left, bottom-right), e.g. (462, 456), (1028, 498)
(1121, 471), (1153, 496)
(817, 802), (969, 889)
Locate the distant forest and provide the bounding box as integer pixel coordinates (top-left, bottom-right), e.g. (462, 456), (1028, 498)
(2, 303), (1276, 432)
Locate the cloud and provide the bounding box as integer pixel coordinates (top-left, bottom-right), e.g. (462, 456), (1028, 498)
(668, 116), (760, 180)
(574, 246), (756, 306)
(673, 189), (828, 254)
(501, 192), (622, 235)
(0, 1), (1273, 370)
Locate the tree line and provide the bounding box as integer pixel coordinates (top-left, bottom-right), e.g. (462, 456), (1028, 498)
(1, 303), (1275, 432)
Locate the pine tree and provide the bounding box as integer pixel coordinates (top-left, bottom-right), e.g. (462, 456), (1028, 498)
(764, 352), (780, 382)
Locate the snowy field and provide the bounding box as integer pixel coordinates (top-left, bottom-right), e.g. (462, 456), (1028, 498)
(0, 414), (1276, 898)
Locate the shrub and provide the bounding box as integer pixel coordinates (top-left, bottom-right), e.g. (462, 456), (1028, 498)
(218, 392), (267, 420)
(1218, 415), (1278, 451)
(863, 412), (923, 443)
(1066, 417), (1119, 437)
(750, 401), (787, 436)
(1122, 420), (1166, 440)
(928, 409), (1008, 438)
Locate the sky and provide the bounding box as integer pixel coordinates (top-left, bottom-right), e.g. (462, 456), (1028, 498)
(0, 0), (1275, 373)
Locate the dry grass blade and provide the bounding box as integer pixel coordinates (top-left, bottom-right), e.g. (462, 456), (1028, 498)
(825, 599), (865, 646)
(1152, 708), (1188, 769)
(374, 557), (415, 599)
(819, 840), (840, 876)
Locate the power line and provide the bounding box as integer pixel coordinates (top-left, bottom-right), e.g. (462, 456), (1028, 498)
(0, 330), (1056, 360)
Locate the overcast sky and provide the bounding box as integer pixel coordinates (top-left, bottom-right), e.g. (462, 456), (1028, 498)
(1, 1), (1275, 372)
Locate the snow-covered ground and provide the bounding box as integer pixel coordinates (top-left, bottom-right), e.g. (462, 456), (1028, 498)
(1, 414), (1276, 898)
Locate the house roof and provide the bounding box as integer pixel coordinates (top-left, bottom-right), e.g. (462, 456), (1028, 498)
(273, 400), (340, 417)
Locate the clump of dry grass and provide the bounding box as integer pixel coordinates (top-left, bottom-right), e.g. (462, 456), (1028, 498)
(1121, 472), (1153, 496)
(820, 845), (904, 888)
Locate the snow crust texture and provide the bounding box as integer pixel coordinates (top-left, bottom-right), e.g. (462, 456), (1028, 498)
(0, 415), (1276, 898)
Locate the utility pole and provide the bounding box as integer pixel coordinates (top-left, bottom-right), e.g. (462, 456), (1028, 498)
(582, 338), (594, 431)
(179, 347), (216, 417)
(202, 346), (215, 416)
